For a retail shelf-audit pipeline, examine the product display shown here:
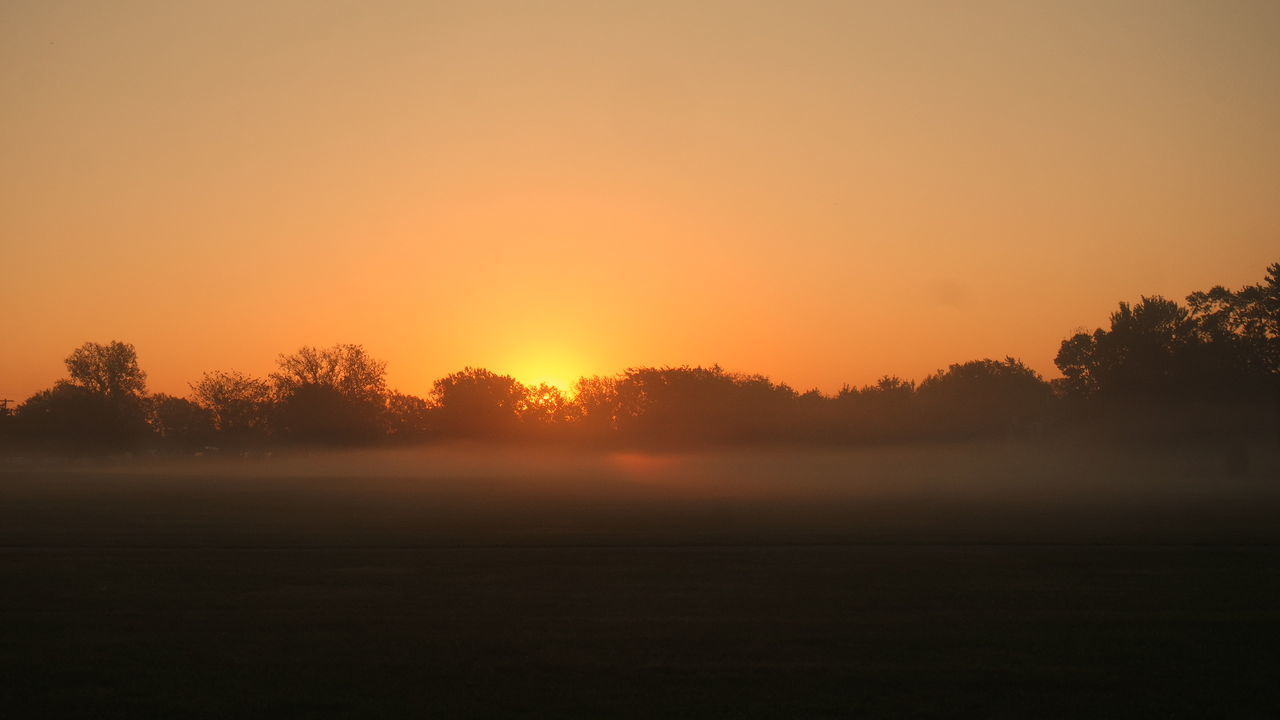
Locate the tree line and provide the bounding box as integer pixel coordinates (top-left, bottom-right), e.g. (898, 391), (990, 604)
(2, 261), (1276, 454)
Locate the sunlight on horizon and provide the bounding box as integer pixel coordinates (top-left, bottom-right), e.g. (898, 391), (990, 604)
(503, 346), (589, 394)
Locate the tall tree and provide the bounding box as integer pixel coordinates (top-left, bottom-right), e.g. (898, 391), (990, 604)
(1187, 261), (1280, 381)
(384, 392), (434, 441)
(918, 357), (1052, 437)
(1055, 296), (1205, 399)
(270, 344), (388, 402)
(835, 376), (917, 442)
(432, 368), (526, 438)
(64, 341), (147, 398)
(147, 394), (215, 449)
(269, 345), (390, 444)
(190, 370), (273, 444)
(519, 383), (579, 428)
(15, 382), (151, 452)
(14, 341), (152, 451)
(611, 365), (797, 444)
(572, 375), (622, 435)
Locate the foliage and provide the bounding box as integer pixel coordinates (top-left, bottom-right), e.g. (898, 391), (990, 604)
(64, 341), (147, 398)
(190, 370), (273, 445)
(148, 394), (216, 449)
(431, 368), (526, 438)
(274, 383), (385, 445)
(519, 384), (580, 428)
(267, 345), (390, 445)
(1057, 263), (1280, 401)
(14, 382), (151, 452)
(610, 365), (798, 444)
(835, 376), (918, 441)
(573, 375), (622, 435)
(384, 392), (434, 441)
(918, 358), (1052, 437)
(270, 344), (388, 403)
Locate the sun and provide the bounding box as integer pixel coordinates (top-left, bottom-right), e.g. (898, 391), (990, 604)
(507, 347), (585, 396)
(521, 372), (576, 395)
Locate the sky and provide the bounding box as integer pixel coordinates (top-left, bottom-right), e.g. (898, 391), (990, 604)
(2, 0), (1278, 400)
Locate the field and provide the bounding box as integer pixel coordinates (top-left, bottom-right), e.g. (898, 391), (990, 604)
(3, 442), (1279, 718)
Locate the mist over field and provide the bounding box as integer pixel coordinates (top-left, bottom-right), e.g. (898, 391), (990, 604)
(5, 440), (1280, 718)
(6, 440), (1278, 547)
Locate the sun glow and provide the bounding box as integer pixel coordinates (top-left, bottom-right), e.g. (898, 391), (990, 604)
(507, 347), (587, 396)
(523, 373), (577, 395)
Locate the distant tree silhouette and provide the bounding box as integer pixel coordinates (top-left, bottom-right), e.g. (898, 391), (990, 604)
(275, 383), (385, 445)
(270, 344), (387, 403)
(13, 341), (151, 451)
(861, 375), (915, 399)
(1057, 269), (1280, 405)
(1055, 297), (1198, 398)
(431, 368), (525, 438)
(573, 375), (622, 437)
(792, 387), (839, 443)
(15, 382), (150, 452)
(519, 384), (579, 430)
(270, 345), (389, 444)
(611, 365), (798, 444)
(1182, 263), (1280, 441)
(190, 370), (273, 446)
(64, 341), (147, 399)
(147, 394), (215, 449)
(918, 358), (1052, 438)
(1186, 262), (1280, 384)
(835, 376), (917, 442)
(384, 392), (434, 442)
(1053, 331), (1103, 398)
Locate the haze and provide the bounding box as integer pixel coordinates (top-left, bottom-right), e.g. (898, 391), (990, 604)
(3, 0), (1279, 398)
(7, 443), (1279, 547)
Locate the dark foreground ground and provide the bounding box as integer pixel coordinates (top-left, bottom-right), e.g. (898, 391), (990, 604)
(3, 443), (1279, 718)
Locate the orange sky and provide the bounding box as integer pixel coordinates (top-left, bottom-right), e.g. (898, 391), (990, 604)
(2, 0), (1278, 400)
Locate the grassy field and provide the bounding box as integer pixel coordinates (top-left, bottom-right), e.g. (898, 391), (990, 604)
(3, 442), (1279, 718)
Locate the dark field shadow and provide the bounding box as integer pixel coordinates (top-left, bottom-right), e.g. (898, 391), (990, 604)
(3, 442), (1279, 718)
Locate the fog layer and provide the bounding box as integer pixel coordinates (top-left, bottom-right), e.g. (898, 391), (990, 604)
(3, 441), (1277, 547)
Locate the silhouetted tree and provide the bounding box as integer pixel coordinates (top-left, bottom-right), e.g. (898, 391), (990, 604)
(147, 394), (215, 450)
(190, 370), (273, 446)
(612, 366), (798, 444)
(1057, 279), (1280, 405)
(274, 383), (385, 445)
(792, 387), (839, 442)
(15, 382), (150, 452)
(384, 392), (434, 442)
(1183, 262), (1280, 441)
(918, 358), (1052, 438)
(432, 368), (525, 438)
(573, 375), (622, 437)
(269, 345), (390, 445)
(12, 341), (152, 451)
(519, 383), (579, 429)
(64, 341), (147, 398)
(1053, 331), (1102, 398)
(1187, 262), (1280, 383)
(270, 344), (387, 403)
(1055, 297), (1202, 399)
(835, 376), (917, 442)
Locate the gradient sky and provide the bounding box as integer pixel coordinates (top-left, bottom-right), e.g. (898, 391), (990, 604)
(3, 0), (1278, 400)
